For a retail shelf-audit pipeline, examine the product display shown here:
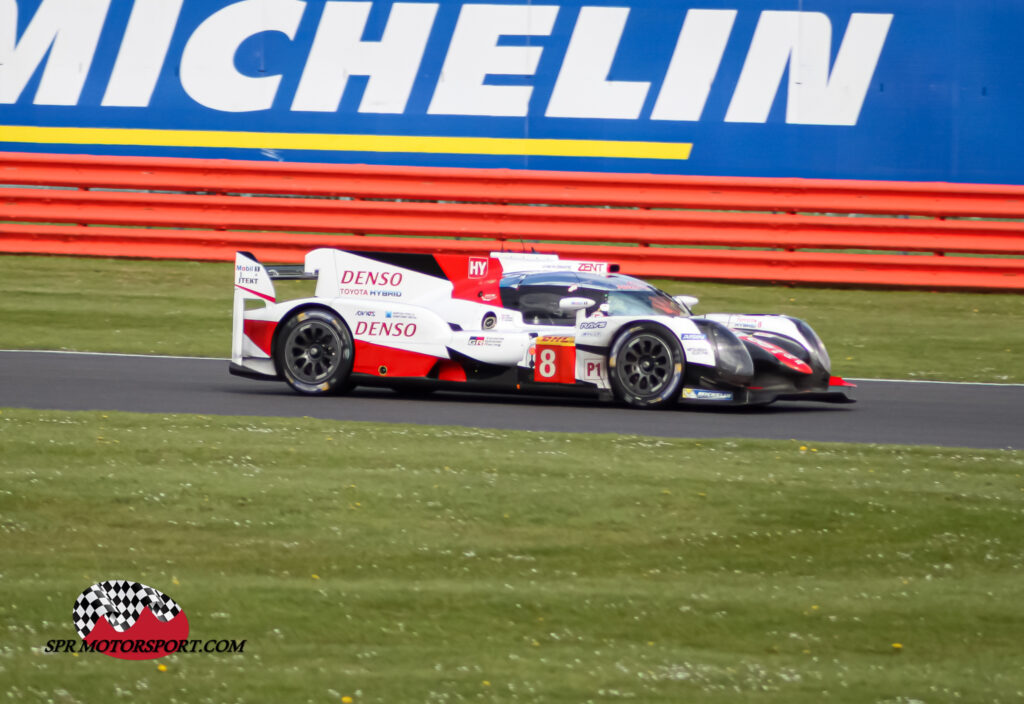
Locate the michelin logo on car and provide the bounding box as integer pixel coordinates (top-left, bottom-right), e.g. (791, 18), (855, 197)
(682, 388), (734, 401)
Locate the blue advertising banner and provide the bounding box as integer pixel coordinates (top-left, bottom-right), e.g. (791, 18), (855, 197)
(1, 0), (1022, 183)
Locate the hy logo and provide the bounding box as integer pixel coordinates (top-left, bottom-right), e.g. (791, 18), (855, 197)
(468, 258), (489, 278)
(72, 580), (189, 660)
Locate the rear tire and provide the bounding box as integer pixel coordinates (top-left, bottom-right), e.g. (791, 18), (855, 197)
(608, 323), (685, 409)
(275, 309), (354, 395)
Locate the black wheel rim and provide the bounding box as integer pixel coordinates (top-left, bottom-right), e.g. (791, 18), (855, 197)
(618, 333), (673, 397)
(284, 321), (342, 384)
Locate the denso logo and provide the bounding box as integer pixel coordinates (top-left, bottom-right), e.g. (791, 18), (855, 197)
(340, 270), (404, 287)
(3, 1), (891, 127)
(354, 321), (417, 337)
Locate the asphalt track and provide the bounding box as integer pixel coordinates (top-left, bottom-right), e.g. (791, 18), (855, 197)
(1, 350), (1021, 449)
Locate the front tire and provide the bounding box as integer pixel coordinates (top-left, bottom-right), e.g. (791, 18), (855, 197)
(275, 309), (354, 395)
(608, 323), (685, 409)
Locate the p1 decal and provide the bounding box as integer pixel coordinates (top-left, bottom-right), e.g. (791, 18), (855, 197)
(72, 580), (189, 661)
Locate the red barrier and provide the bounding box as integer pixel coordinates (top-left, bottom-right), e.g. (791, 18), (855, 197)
(2, 151), (1023, 290)
(6, 151), (1024, 217)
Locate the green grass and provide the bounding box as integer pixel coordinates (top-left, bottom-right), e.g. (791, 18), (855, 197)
(1, 254), (1022, 382)
(1, 409), (1023, 702)
(0, 256), (227, 357)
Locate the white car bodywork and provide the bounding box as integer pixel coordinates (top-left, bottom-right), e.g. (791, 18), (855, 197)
(231, 248), (852, 407)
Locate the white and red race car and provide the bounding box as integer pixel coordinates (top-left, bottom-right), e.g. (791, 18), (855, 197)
(231, 248), (854, 408)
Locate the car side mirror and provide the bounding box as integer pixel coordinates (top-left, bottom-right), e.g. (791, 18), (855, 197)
(559, 297), (595, 312)
(674, 295), (699, 310)
(560, 297), (596, 325)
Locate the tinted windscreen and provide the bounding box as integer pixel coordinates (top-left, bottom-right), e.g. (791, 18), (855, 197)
(606, 290), (687, 317)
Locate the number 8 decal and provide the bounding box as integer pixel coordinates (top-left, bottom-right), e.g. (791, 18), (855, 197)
(534, 337), (576, 384)
(538, 348), (557, 378)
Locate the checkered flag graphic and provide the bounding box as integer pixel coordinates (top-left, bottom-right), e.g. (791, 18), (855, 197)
(72, 580), (182, 638)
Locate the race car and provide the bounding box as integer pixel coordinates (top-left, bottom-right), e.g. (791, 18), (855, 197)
(231, 248), (854, 408)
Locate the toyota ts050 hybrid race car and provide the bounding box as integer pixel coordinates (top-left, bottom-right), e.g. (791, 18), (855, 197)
(231, 248), (855, 409)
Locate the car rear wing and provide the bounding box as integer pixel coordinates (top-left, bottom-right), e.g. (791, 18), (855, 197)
(264, 264), (316, 280)
(233, 251), (323, 365)
(233, 252), (276, 365)
(232, 250), (329, 366)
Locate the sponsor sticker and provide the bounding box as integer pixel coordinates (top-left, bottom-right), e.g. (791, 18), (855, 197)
(682, 388), (734, 401)
(340, 270), (403, 286)
(732, 316), (763, 329)
(579, 321), (607, 330)
(680, 333), (707, 341)
(535, 335), (575, 347)
(356, 310), (376, 317)
(468, 258), (489, 278)
(534, 338), (576, 383)
(355, 321), (417, 337)
(340, 287), (403, 297)
(234, 263), (261, 286)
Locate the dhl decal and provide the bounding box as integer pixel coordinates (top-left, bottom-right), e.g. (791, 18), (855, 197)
(535, 335), (576, 347)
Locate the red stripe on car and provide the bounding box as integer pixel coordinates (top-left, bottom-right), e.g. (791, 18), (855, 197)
(740, 335), (813, 374)
(243, 319), (276, 356)
(235, 284), (275, 303)
(353, 340), (440, 377)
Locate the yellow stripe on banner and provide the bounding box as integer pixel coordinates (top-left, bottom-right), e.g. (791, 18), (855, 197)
(0, 125), (692, 160)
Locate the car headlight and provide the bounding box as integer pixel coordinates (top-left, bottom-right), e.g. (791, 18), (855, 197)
(692, 319), (754, 381)
(788, 317), (831, 373)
